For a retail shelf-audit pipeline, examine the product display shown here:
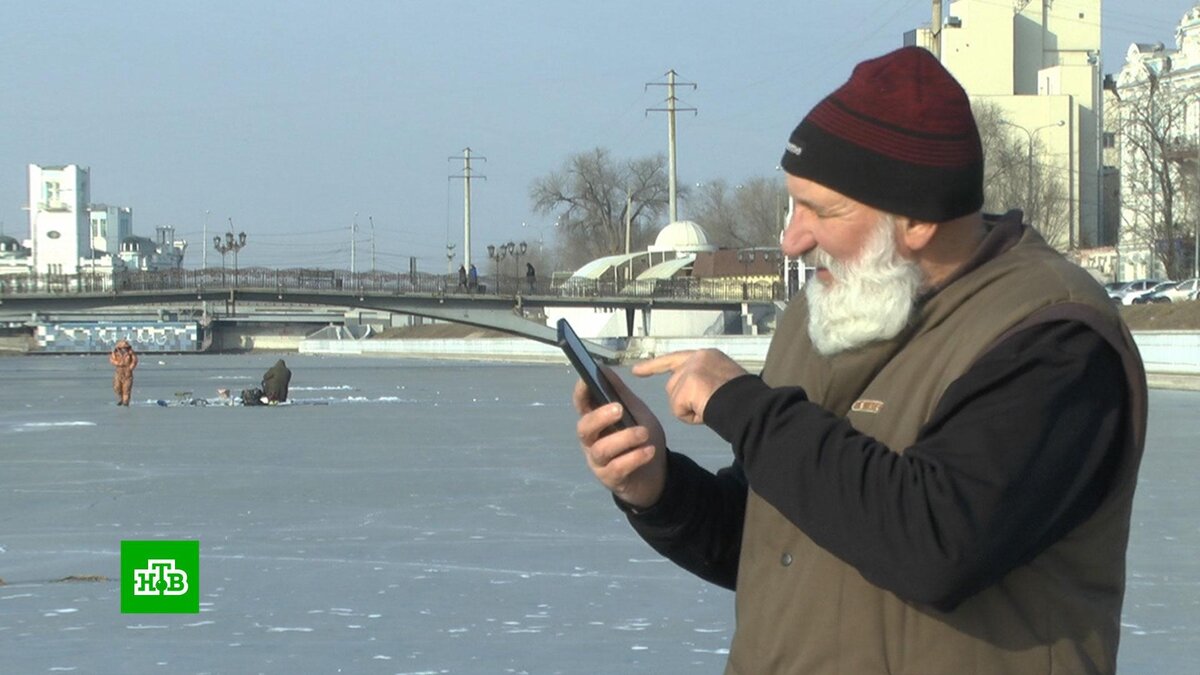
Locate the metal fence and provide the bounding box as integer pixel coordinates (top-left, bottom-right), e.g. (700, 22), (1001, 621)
(0, 268), (787, 302)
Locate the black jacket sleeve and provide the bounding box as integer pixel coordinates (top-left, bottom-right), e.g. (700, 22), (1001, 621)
(702, 320), (1128, 610)
(618, 451), (747, 590)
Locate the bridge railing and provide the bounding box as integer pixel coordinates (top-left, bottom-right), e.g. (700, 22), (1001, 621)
(0, 268), (787, 302)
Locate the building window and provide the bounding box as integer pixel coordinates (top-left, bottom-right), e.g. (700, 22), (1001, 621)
(1102, 132), (1115, 149)
(43, 181), (61, 208)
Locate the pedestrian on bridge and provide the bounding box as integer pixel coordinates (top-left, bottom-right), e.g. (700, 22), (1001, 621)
(457, 264), (468, 292)
(468, 263), (478, 293)
(108, 339), (138, 407)
(525, 262), (536, 293)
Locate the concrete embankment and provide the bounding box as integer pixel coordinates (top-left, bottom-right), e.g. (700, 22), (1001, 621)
(301, 332), (1200, 391)
(298, 335), (767, 366)
(298, 334), (774, 368)
(0, 333), (35, 354)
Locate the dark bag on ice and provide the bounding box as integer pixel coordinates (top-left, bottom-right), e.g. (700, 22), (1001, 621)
(241, 387), (266, 406)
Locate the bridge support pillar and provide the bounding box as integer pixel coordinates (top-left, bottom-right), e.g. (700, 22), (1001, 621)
(742, 302), (757, 335)
(625, 307), (635, 337)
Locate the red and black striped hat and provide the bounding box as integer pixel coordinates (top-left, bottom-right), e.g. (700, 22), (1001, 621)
(780, 46), (983, 222)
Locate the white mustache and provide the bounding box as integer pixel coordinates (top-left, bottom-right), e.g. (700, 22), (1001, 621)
(802, 248), (835, 270)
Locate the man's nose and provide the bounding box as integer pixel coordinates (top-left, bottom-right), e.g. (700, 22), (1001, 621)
(780, 211), (816, 258)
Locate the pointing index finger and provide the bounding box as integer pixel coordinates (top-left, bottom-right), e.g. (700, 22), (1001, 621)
(631, 350), (694, 377)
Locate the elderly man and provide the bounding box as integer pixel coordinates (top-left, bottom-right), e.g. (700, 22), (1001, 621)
(573, 47), (1146, 674)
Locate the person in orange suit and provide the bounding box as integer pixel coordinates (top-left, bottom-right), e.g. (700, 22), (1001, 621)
(108, 339), (138, 406)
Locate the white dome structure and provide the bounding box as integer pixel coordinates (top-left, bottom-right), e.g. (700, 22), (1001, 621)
(648, 220), (716, 254)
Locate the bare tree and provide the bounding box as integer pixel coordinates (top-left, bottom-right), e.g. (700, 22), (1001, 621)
(686, 177), (788, 249)
(1112, 71), (1198, 279)
(973, 100), (1070, 247)
(529, 148), (670, 270)
(685, 179), (739, 248)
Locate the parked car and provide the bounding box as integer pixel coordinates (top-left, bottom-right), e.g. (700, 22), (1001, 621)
(1108, 279), (1165, 305)
(1131, 281), (1180, 304)
(1159, 277), (1200, 302)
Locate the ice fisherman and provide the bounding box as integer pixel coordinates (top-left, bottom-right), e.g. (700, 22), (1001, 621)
(108, 339), (138, 406)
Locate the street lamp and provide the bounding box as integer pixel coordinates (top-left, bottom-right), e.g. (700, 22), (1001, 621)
(213, 235), (227, 284)
(510, 241), (527, 291)
(487, 243), (507, 294)
(214, 223), (247, 287)
(999, 119), (1065, 232)
(737, 249), (756, 300)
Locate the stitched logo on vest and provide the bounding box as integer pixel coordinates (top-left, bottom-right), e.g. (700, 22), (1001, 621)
(851, 399), (884, 414)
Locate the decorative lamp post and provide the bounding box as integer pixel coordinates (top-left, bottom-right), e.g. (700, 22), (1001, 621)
(488, 243), (507, 294)
(213, 235), (227, 285)
(213, 224), (247, 287)
(737, 249), (755, 299)
(514, 240), (528, 292)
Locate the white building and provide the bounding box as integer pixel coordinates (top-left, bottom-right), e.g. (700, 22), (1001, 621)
(907, 0), (1102, 251)
(0, 235), (32, 278)
(118, 226), (187, 272)
(553, 220), (725, 337)
(18, 164), (170, 289)
(1108, 5), (1200, 281)
(88, 204), (132, 256)
(27, 164), (90, 277)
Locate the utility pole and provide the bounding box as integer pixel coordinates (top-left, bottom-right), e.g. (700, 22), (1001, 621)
(369, 215), (377, 274)
(202, 210), (209, 269)
(647, 70), (696, 224)
(625, 188), (634, 284)
(931, 0), (942, 60)
(351, 212), (358, 275)
(624, 188), (633, 256)
(1146, 67), (1159, 279)
(450, 148), (486, 271)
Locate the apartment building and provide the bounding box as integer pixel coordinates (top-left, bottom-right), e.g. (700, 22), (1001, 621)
(1108, 5), (1200, 281)
(908, 0), (1103, 252)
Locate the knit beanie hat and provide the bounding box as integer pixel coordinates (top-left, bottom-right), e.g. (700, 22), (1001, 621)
(780, 46), (983, 222)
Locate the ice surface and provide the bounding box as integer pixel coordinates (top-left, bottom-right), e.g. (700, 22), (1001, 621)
(0, 354), (1195, 673)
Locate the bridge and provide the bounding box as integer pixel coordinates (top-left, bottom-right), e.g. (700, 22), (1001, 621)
(0, 268), (787, 361)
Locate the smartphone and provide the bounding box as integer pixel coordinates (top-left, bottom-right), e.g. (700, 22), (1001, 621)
(557, 318), (636, 429)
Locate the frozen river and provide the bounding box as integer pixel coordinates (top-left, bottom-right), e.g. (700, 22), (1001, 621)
(0, 354), (1195, 674)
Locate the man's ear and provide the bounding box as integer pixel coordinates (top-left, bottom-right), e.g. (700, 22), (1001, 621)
(898, 217), (938, 253)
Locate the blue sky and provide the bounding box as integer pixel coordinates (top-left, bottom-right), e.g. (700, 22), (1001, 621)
(0, 1), (1191, 271)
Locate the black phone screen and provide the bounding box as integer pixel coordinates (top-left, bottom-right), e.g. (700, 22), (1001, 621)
(557, 318), (634, 428)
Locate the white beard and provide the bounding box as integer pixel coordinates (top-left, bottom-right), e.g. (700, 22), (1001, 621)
(803, 215), (923, 356)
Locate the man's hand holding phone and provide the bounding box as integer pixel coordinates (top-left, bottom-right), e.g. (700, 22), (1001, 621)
(559, 319), (667, 509)
(572, 366), (668, 510)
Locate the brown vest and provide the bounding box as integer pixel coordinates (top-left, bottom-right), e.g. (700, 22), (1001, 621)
(725, 223), (1148, 675)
